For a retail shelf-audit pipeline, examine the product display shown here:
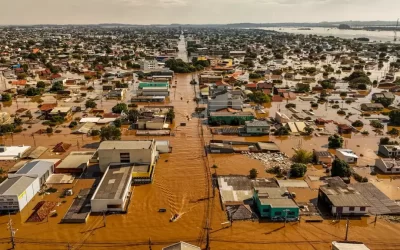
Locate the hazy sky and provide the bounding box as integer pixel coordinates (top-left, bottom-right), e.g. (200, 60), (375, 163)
(1, 0), (399, 25)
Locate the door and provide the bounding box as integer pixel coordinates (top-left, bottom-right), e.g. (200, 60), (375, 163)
(336, 207), (343, 214)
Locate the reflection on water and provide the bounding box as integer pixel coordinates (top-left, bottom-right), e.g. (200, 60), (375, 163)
(259, 27), (400, 43)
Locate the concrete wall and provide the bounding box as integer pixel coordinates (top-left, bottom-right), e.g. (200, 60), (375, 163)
(98, 147), (156, 172)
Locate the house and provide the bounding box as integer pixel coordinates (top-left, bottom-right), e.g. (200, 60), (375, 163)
(337, 124), (353, 134)
(107, 89), (124, 100)
(336, 149), (358, 164)
(275, 111), (290, 124)
(372, 92), (395, 101)
(199, 74), (223, 84)
(378, 144), (400, 157)
(48, 107), (72, 120)
(209, 112), (255, 126)
(40, 103), (58, 115)
(318, 177), (370, 216)
(253, 187), (299, 221)
(375, 158), (400, 174)
(135, 117), (167, 130)
(314, 150), (334, 164)
(243, 120), (270, 135)
(360, 103), (384, 111)
(162, 242), (201, 250)
(91, 164), (133, 213)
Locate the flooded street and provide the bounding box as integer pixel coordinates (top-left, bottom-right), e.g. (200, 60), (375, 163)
(0, 35), (399, 250)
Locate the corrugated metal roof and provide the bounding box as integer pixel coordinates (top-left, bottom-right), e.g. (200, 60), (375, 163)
(0, 176), (36, 196)
(98, 140), (153, 150)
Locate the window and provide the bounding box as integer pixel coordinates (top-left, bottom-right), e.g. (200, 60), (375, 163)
(360, 207), (366, 211)
(275, 211), (282, 216)
(107, 204), (122, 209)
(349, 207), (355, 211)
(120, 153), (130, 163)
(262, 209), (269, 213)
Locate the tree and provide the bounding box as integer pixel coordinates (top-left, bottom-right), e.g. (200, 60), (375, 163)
(113, 119), (122, 128)
(274, 126), (290, 136)
(370, 120), (384, 129)
(388, 128), (400, 136)
(340, 92), (347, 97)
(85, 99), (97, 109)
(290, 163), (307, 177)
(249, 168), (258, 179)
(375, 97), (394, 108)
(166, 109), (175, 123)
(1, 94), (11, 102)
(14, 117), (22, 126)
(50, 81), (64, 92)
(100, 126), (121, 141)
(46, 127), (53, 134)
(379, 137), (398, 145)
(390, 110), (400, 125)
(352, 120), (364, 127)
(26, 87), (40, 96)
(112, 103), (128, 114)
(304, 126), (314, 135)
(331, 158), (351, 177)
(36, 81), (46, 88)
(292, 149), (313, 164)
(128, 109), (139, 123)
(248, 91), (270, 105)
(328, 134), (344, 148)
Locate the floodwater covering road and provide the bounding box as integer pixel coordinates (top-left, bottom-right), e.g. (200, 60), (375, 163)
(0, 36), (399, 250)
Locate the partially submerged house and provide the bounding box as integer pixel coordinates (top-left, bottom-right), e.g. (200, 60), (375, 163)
(318, 177), (370, 216)
(336, 149), (358, 164)
(253, 187), (299, 221)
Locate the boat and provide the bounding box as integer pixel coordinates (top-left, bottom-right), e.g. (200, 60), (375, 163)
(170, 213), (181, 222)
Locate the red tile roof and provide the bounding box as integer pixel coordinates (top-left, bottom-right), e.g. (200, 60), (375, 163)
(272, 95), (283, 102)
(11, 80), (27, 86)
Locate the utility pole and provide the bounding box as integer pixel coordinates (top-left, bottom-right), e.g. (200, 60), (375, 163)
(344, 217), (350, 241)
(205, 219), (211, 250)
(32, 133), (36, 147)
(103, 211), (106, 227)
(7, 212), (16, 249)
(148, 238), (152, 250)
(67, 242), (71, 250)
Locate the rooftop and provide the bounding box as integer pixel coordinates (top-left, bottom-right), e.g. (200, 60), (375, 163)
(93, 164), (134, 200)
(209, 112), (254, 117)
(0, 176), (36, 196)
(15, 160), (53, 176)
(331, 241), (370, 250)
(98, 140), (154, 150)
(162, 241), (201, 250)
(320, 177), (370, 207)
(56, 151), (95, 169)
(336, 149), (358, 159)
(245, 120), (269, 127)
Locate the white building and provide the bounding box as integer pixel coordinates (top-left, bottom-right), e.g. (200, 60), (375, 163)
(97, 140), (158, 172)
(139, 60), (159, 70)
(0, 160), (54, 211)
(140, 86), (169, 96)
(336, 149), (358, 164)
(91, 164), (133, 212)
(163, 241), (201, 250)
(0, 145), (31, 160)
(375, 158), (400, 174)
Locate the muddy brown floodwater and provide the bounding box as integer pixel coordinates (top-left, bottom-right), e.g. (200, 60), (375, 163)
(0, 73), (399, 250)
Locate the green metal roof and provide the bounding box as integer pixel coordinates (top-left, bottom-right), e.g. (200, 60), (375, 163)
(138, 82), (169, 89)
